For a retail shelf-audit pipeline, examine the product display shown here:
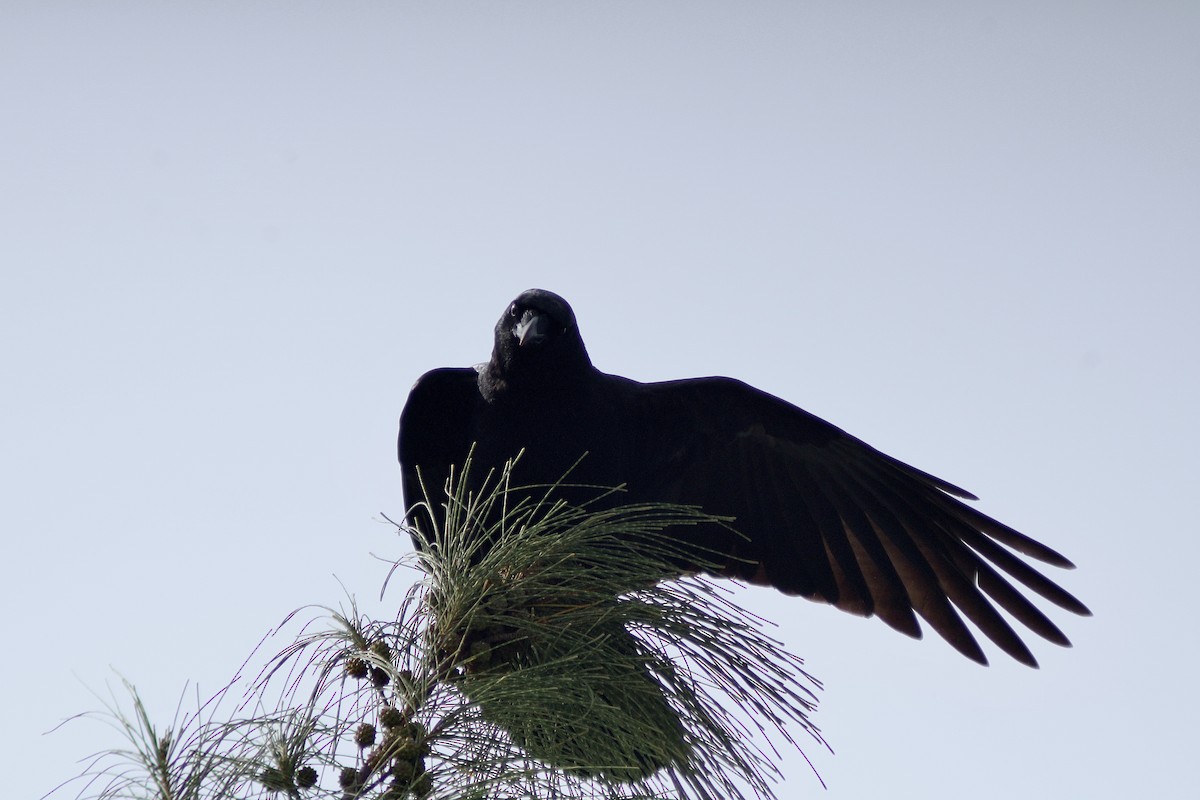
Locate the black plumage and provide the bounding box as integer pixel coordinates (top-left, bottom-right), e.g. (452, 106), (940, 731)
(399, 288), (1090, 667)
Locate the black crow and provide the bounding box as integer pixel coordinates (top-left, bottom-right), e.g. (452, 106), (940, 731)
(399, 288), (1089, 667)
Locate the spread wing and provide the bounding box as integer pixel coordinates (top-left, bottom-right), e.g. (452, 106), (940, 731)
(625, 376), (1091, 666)
(397, 367), (481, 537)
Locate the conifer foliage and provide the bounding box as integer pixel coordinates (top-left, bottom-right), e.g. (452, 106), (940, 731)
(56, 459), (827, 800)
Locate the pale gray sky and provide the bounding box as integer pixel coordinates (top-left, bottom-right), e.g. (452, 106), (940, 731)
(5, 3), (1197, 798)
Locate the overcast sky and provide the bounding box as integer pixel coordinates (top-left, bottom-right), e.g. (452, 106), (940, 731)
(5, 3), (1197, 799)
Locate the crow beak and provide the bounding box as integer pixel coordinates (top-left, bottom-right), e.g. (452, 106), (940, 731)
(515, 310), (553, 346)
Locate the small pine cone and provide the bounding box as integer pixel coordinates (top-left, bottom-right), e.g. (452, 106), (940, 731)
(338, 766), (360, 790)
(411, 770), (433, 798)
(379, 706), (406, 729)
(345, 656), (369, 680)
(295, 766), (318, 789)
(369, 640), (392, 661)
(370, 666), (391, 688)
(364, 746), (385, 772)
(257, 767), (288, 791)
(394, 736), (420, 761)
(391, 757), (416, 782)
(354, 723), (377, 749)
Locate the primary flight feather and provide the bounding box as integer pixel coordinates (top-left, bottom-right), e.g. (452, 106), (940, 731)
(399, 288), (1090, 667)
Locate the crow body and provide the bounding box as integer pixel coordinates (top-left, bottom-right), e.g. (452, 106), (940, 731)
(399, 288), (1089, 666)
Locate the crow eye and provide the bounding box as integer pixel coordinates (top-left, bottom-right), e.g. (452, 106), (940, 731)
(509, 303), (520, 318)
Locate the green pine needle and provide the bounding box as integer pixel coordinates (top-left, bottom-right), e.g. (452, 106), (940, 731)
(51, 454), (828, 800)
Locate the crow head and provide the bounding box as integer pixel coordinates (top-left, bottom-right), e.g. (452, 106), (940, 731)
(482, 289), (592, 398)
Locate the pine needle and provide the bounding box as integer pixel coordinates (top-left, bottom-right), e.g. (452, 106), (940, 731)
(51, 455), (829, 800)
